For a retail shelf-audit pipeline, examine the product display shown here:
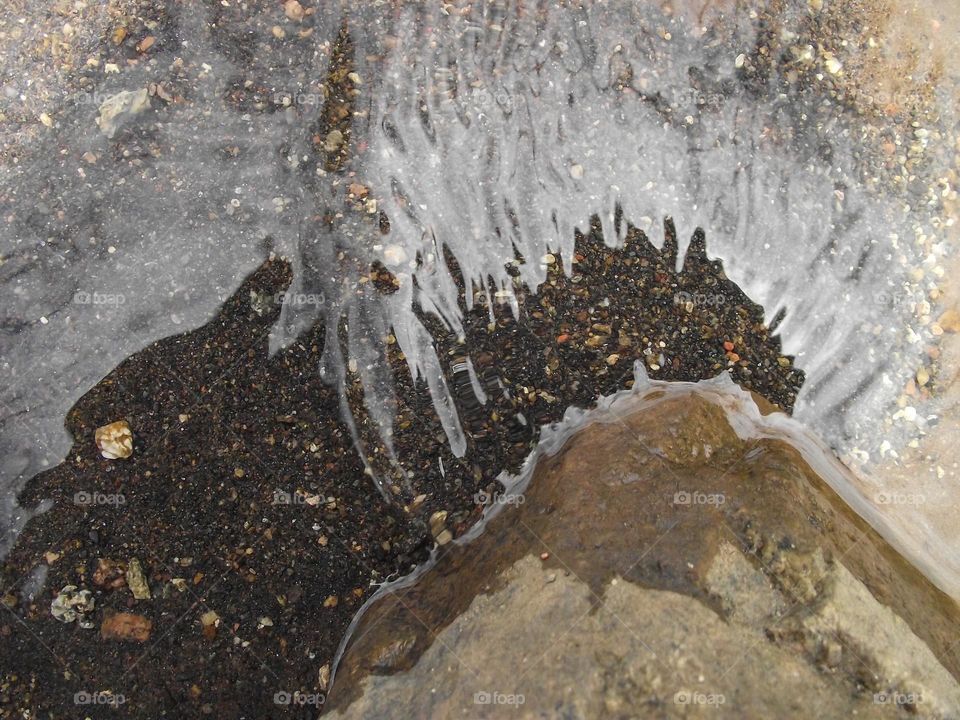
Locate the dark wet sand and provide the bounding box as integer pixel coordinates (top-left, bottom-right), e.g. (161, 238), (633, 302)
(0, 224), (801, 718)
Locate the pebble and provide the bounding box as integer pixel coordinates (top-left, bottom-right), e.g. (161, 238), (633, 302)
(95, 420), (133, 459)
(96, 89), (150, 139)
(201, 610), (219, 639)
(93, 558), (127, 589)
(284, 0), (305, 22)
(126, 558), (151, 600)
(324, 129), (344, 152)
(101, 612), (152, 642)
(429, 510), (448, 537)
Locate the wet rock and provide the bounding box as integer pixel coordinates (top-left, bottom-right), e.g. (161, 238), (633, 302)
(96, 89), (150, 138)
(94, 420), (133, 459)
(326, 382), (960, 718)
(101, 612), (152, 642)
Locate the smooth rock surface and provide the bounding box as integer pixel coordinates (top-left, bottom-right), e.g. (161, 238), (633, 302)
(326, 384), (960, 719)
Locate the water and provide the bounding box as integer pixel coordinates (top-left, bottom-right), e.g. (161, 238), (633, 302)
(1, 0), (957, 568)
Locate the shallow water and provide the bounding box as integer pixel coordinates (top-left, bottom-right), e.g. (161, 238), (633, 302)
(1, 0), (957, 567)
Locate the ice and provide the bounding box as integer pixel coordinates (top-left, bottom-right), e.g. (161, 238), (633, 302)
(1, 1), (955, 563)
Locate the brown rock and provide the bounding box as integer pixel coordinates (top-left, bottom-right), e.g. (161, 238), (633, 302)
(101, 612), (152, 642)
(284, 0), (304, 22)
(326, 381), (960, 718)
(93, 559), (127, 590)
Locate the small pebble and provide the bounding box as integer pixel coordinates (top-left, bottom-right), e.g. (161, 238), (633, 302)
(95, 420), (133, 460)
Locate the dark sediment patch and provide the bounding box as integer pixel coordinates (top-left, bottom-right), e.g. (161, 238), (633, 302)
(0, 220), (801, 718)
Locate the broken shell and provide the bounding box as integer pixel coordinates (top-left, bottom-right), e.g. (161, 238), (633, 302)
(51, 585), (96, 627)
(95, 420), (133, 459)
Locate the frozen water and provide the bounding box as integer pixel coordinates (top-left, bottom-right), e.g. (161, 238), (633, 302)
(0, 1), (956, 560)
